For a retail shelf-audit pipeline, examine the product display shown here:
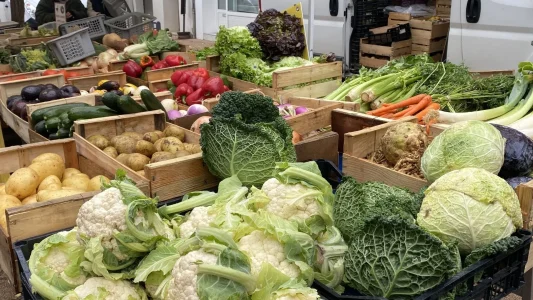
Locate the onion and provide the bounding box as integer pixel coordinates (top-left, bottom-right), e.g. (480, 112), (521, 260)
(134, 86), (150, 97)
(92, 59), (99, 72)
(191, 116), (211, 134)
(97, 52), (114, 69)
(161, 99), (177, 112)
(106, 48), (118, 58)
(84, 57), (95, 66)
(295, 106), (308, 115)
(179, 110), (188, 116)
(167, 110), (182, 120)
(187, 104), (209, 115)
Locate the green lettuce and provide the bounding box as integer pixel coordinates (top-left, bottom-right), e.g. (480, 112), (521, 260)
(214, 26), (262, 59)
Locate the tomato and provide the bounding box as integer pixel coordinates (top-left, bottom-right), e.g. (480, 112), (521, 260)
(65, 71), (80, 79)
(42, 69), (61, 76)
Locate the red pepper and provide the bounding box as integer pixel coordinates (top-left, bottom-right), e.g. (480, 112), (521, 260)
(123, 60), (142, 77)
(171, 70), (193, 87)
(223, 85), (230, 92)
(186, 88), (205, 106)
(192, 68), (210, 80)
(187, 75), (206, 91)
(151, 60), (169, 70)
(201, 77), (225, 98)
(175, 83), (194, 104)
(140, 56), (154, 69)
(165, 55), (187, 67)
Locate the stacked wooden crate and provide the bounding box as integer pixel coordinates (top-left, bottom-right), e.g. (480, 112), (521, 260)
(387, 12), (411, 26)
(410, 18), (450, 62)
(359, 25), (412, 69)
(436, 0), (451, 17)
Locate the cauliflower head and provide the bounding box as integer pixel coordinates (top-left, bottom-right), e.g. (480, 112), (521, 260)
(166, 250), (218, 300)
(273, 288), (320, 300)
(179, 206), (215, 238)
(238, 230), (300, 278)
(62, 277), (147, 300)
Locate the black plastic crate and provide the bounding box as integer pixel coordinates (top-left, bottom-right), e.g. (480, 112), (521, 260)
(368, 23), (411, 45)
(314, 229), (532, 300)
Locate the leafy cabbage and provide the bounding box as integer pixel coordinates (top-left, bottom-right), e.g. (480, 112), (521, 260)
(421, 120), (505, 182)
(417, 167), (523, 255)
(214, 26), (262, 59)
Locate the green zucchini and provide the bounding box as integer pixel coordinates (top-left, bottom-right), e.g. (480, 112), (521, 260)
(67, 107), (118, 121)
(118, 95), (147, 114)
(57, 128), (70, 138)
(49, 133), (59, 140)
(140, 89), (168, 120)
(102, 92), (121, 112)
(59, 112), (72, 129)
(31, 103), (90, 123)
(34, 120), (47, 135)
(45, 117), (61, 131)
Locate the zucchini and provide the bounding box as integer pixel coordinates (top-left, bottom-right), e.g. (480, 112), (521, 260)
(140, 89), (168, 120)
(57, 128), (70, 138)
(118, 95), (146, 114)
(34, 120), (47, 135)
(31, 103), (90, 123)
(101, 92), (121, 112)
(67, 106), (118, 121)
(59, 112), (72, 129)
(49, 133), (59, 140)
(45, 117), (61, 132)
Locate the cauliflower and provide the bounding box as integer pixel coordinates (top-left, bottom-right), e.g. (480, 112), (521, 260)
(262, 178), (323, 221)
(179, 206), (215, 238)
(62, 277), (147, 300)
(238, 230), (300, 278)
(273, 288), (320, 300)
(166, 250), (218, 300)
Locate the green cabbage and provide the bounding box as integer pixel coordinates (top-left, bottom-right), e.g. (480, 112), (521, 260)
(421, 120), (505, 182)
(417, 167), (523, 255)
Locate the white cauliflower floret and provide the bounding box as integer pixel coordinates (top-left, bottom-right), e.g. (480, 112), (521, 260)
(262, 178), (321, 221)
(179, 206), (215, 238)
(274, 288), (320, 300)
(166, 250), (218, 300)
(64, 277), (146, 300)
(76, 187), (127, 239)
(43, 247), (71, 273)
(238, 230), (300, 278)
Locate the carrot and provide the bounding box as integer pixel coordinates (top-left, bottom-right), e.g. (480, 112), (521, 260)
(415, 103), (441, 122)
(393, 96), (432, 118)
(367, 94), (427, 115)
(381, 113), (395, 119)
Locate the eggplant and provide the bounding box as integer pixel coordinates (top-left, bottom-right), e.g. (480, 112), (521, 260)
(39, 88), (62, 102)
(21, 85), (42, 101)
(12, 100), (28, 120)
(97, 81), (120, 91)
(44, 83), (58, 90)
(6, 95), (22, 110)
(60, 85), (80, 95)
(506, 176), (533, 189)
(107, 89), (124, 96)
(492, 124), (533, 178)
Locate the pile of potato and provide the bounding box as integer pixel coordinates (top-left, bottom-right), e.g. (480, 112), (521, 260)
(0, 153), (110, 231)
(87, 125), (202, 174)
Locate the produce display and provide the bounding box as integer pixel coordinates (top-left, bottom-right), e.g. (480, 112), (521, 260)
(18, 24), (58, 38)
(86, 125), (201, 173)
(166, 68), (229, 106)
(122, 54), (188, 79)
(123, 29), (180, 59)
(0, 152), (110, 231)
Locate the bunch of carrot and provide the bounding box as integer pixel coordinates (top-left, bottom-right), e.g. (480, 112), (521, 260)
(366, 94), (440, 124)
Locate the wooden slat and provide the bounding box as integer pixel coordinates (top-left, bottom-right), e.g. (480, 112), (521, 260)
(177, 39), (215, 52)
(8, 35), (57, 46)
(145, 63), (199, 82)
(26, 94), (99, 124)
(361, 38), (412, 57)
(68, 72), (127, 91)
(0, 71), (41, 83)
(517, 181), (533, 230)
(412, 38), (447, 53)
(295, 131), (339, 166)
(272, 61), (342, 89)
(286, 102), (343, 135)
(331, 109), (391, 152)
(388, 12), (411, 21)
(277, 80), (342, 99)
(0, 225), (14, 285)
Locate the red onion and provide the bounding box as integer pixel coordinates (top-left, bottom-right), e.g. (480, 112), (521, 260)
(187, 104), (209, 115)
(167, 110), (183, 120)
(295, 106), (308, 115)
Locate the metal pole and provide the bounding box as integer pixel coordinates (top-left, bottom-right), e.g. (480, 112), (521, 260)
(308, 0), (314, 58)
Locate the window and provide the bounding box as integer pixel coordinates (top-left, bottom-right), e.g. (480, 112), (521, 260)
(228, 0), (259, 13)
(218, 0), (226, 10)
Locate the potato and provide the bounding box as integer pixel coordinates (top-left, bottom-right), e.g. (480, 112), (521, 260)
(143, 132), (160, 143)
(136, 140), (156, 157)
(122, 131), (143, 141)
(87, 135), (110, 150)
(164, 125), (185, 141)
(32, 153), (63, 164)
(38, 175), (62, 192)
(0, 195), (21, 231)
(0, 184), (5, 195)
(154, 139), (164, 152)
(44, 183), (62, 191)
(127, 153), (150, 171)
(175, 150), (191, 158)
(88, 175), (110, 191)
(103, 146), (118, 158)
(137, 170), (145, 177)
(63, 168), (81, 179)
(5, 168), (39, 199)
(29, 159), (65, 183)
(110, 136), (122, 147)
(21, 194), (37, 205)
(114, 136), (137, 154)
(184, 143), (202, 154)
(37, 189), (85, 202)
(150, 152), (176, 163)
(161, 137), (184, 153)
(62, 173), (90, 191)
(116, 154), (130, 166)
(154, 130), (165, 139)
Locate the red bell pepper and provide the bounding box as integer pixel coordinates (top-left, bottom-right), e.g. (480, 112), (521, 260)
(165, 55), (187, 67)
(186, 88), (204, 106)
(201, 77), (225, 98)
(175, 83), (194, 104)
(171, 70), (193, 87)
(223, 85), (230, 92)
(187, 75), (206, 91)
(193, 68), (210, 80)
(151, 60), (169, 70)
(140, 56), (154, 69)
(123, 60), (142, 77)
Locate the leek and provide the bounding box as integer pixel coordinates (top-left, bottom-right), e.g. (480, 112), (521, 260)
(346, 73), (396, 102)
(509, 110), (533, 130)
(489, 86), (533, 125)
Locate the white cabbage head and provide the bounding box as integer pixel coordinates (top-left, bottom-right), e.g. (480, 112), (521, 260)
(417, 168), (523, 255)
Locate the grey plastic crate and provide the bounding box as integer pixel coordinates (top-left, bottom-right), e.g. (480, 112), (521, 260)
(46, 28), (96, 66)
(59, 15), (107, 39)
(104, 12), (156, 40)
(103, 0), (131, 17)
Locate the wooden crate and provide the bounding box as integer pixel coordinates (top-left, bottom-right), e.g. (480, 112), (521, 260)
(359, 38), (412, 69)
(411, 37), (447, 53)
(0, 139), (138, 291)
(177, 39), (215, 52)
(68, 72), (127, 91)
(8, 35), (58, 46)
(436, 0), (451, 17)
(73, 110), (218, 201)
(0, 75), (66, 143)
(388, 12), (411, 26)
(205, 56), (342, 99)
(0, 71), (41, 83)
(60, 66), (95, 79)
(410, 19), (450, 40)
